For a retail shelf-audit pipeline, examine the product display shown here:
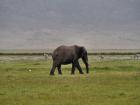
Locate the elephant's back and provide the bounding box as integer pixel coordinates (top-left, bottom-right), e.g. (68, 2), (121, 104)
(52, 45), (76, 60)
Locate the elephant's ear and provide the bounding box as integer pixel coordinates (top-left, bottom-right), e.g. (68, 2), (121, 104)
(80, 46), (87, 57)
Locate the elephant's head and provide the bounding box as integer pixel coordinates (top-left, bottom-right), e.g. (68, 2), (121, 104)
(79, 46), (89, 73)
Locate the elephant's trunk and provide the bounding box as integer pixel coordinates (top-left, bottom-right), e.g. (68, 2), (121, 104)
(82, 57), (89, 73)
(85, 62), (89, 73)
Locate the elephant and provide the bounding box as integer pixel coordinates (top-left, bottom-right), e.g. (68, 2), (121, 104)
(50, 45), (89, 75)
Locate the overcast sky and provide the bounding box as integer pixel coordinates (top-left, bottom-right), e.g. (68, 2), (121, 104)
(0, 0), (140, 49)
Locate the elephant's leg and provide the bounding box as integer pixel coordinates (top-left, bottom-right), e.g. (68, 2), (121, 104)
(57, 65), (62, 75)
(50, 62), (56, 75)
(71, 63), (75, 74)
(75, 61), (84, 74)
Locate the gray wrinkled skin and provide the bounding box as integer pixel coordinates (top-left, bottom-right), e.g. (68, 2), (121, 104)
(50, 45), (89, 75)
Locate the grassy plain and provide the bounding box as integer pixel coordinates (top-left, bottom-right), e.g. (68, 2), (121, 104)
(0, 56), (140, 105)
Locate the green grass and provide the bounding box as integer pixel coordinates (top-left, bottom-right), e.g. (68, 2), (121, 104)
(0, 58), (140, 105)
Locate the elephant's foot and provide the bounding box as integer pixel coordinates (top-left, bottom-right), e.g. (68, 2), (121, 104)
(71, 72), (75, 75)
(50, 72), (55, 76)
(79, 72), (84, 74)
(58, 72), (62, 75)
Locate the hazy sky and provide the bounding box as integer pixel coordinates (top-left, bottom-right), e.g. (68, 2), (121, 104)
(0, 0), (140, 49)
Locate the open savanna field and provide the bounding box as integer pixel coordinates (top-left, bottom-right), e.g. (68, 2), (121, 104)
(0, 52), (140, 105)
